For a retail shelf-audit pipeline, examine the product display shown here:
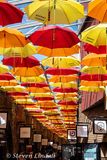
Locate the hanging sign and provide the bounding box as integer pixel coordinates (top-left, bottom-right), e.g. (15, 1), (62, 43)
(33, 134), (42, 142)
(0, 112), (7, 129)
(20, 126), (31, 139)
(42, 139), (48, 146)
(93, 119), (107, 134)
(83, 144), (100, 160)
(77, 125), (88, 138)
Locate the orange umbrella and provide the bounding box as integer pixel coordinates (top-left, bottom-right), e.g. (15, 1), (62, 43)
(88, 0), (107, 22)
(81, 53), (107, 66)
(36, 101), (56, 107)
(49, 75), (78, 83)
(11, 66), (44, 77)
(80, 80), (103, 87)
(37, 45), (80, 57)
(27, 87), (50, 93)
(0, 80), (18, 86)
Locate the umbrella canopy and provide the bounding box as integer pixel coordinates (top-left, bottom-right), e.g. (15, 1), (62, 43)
(21, 82), (48, 88)
(84, 43), (106, 54)
(1, 85), (26, 92)
(53, 87), (78, 93)
(33, 97), (54, 101)
(80, 80), (103, 87)
(79, 86), (105, 92)
(56, 96), (78, 101)
(2, 56), (40, 67)
(37, 45), (80, 57)
(30, 92), (53, 97)
(88, 0), (107, 22)
(27, 87), (50, 93)
(80, 74), (107, 81)
(28, 25), (80, 48)
(45, 68), (79, 75)
(24, 0), (84, 24)
(0, 73), (15, 80)
(0, 28), (29, 48)
(0, 43), (36, 57)
(7, 92), (29, 96)
(81, 23), (107, 47)
(49, 75), (78, 83)
(81, 53), (107, 66)
(14, 99), (34, 105)
(16, 76), (45, 83)
(0, 1), (24, 26)
(36, 101), (56, 107)
(56, 92), (78, 98)
(0, 80), (18, 86)
(58, 100), (78, 105)
(50, 82), (77, 89)
(81, 66), (107, 74)
(0, 63), (9, 73)
(42, 56), (80, 68)
(11, 66), (44, 77)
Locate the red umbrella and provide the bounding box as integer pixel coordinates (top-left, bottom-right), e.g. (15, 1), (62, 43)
(2, 56), (40, 67)
(53, 87), (78, 93)
(0, 73), (15, 80)
(33, 97), (54, 101)
(28, 25), (80, 49)
(60, 109), (77, 112)
(45, 68), (79, 75)
(84, 43), (106, 54)
(7, 92), (29, 96)
(40, 106), (58, 110)
(80, 74), (107, 81)
(58, 100), (78, 105)
(0, 1), (24, 26)
(21, 82), (48, 88)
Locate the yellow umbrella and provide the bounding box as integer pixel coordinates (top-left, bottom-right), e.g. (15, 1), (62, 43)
(14, 99), (35, 105)
(81, 53), (107, 66)
(56, 93), (78, 97)
(50, 82), (77, 88)
(37, 45), (80, 57)
(81, 66), (107, 74)
(11, 66), (44, 77)
(0, 63), (9, 73)
(79, 86), (105, 92)
(24, 0), (84, 24)
(1, 85), (26, 92)
(0, 27), (28, 48)
(16, 75), (45, 83)
(56, 96), (78, 101)
(49, 75), (78, 83)
(81, 23), (107, 46)
(60, 105), (78, 109)
(30, 92), (53, 97)
(88, 0), (107, 22)
(42, 56), (80, 68)
(0, 43), (36, 57)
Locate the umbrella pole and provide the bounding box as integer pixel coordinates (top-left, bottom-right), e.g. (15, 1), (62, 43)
(40, 64), (56, 103)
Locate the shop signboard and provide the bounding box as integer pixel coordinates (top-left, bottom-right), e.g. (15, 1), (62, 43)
(42, 139), (48, 146)
(93, 119), (107, 134)
(0, 112), (7, 129)
(83, 144), (100, 160)
(76, 125), (88, 138)
(33, 134), (42, 142)
(20, 126), (31, 139)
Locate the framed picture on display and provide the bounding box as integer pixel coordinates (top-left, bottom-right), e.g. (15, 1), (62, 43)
(76, 125), (88, 138)
(42, 139), (48, 146)
(0, 112), (8, 129)
(20, 126), (31, 139)
(67, 129), (76, 140)
(33, 134), (42, 142)
(93, 119), (107, 134)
